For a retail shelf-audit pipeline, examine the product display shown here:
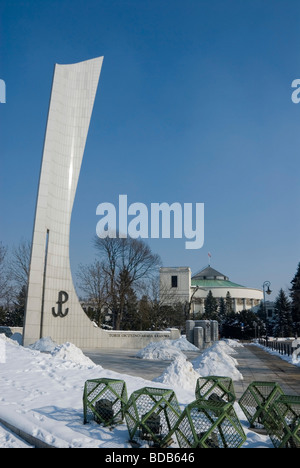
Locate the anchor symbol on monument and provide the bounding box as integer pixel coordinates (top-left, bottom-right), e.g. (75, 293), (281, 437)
(52, 291), (69, 318)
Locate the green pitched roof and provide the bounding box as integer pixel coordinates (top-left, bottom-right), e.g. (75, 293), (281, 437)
(191, 265), (248, 289)
(191, 278), (246, 289)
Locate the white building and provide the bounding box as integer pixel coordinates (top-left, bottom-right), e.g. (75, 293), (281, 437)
(160, 265), (263, 315)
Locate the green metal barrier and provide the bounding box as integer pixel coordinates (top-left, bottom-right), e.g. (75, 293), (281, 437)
(195, 376), (236, 404)
(239, 381), (284, 428)
(124, 387), (181, 448)
(174, 398), (246, 448)
(83, 378), (128, 426)
(264, 395), (300, 448)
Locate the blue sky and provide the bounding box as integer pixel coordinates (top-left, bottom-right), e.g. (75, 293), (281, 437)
(0, 0), (300, 298)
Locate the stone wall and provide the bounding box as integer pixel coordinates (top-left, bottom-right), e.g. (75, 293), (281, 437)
(0, 327), (23, 338)
(1, 326), (181, 350)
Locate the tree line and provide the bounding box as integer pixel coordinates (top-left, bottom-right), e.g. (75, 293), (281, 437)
(0, 236), (186, 331)
(77, 235), (186, 330)
(193, 268), (300, 340)
(1, 236), (300, 339)
(0, 240), (30, 327)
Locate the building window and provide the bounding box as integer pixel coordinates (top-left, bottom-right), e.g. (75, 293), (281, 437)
(171, 275), (178, 288)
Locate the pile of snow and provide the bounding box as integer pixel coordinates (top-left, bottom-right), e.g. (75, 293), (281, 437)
(29, 336), (57, 352)
(0, 333), (19, 346)
(222, 338), (244, 348)
(10, 333), (23, 345)
(169, 336), (200, 351)
(136, 342), (184, 361)
(136, 336), (199, 361)
(153, 355), (200, 402)
(192, 341), (243, 381)
(29, 337), (97, 368)
(51, 342), (97, 368)
(214, 340), (239, 355)
(137, 338), (243, 397)
(152, 339), (243, 401)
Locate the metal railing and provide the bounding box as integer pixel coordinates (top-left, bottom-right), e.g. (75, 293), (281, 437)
(258, 338), (294, 357)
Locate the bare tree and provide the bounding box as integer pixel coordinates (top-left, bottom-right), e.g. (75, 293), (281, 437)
(77, 260), (109, 326)
(10, 239), (31, 290)
(140, 276), (186, 330)
(0, 242), (9, 302)
(94, 235), (161, 329)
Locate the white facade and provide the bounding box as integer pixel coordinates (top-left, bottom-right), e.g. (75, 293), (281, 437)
(160, 267), (191, 304)
(160, 266), (263, 314)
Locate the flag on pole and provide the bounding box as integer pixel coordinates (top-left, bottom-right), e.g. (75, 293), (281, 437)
(208, 252), (211, 265)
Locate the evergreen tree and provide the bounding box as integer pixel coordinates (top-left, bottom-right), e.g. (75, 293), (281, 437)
(273, 289), (293, 337)
(120, 285), (140, 330)
(0, 306), (7, 326)
(221, 309), (264, 340)
(290, 262), (300, 335)
(225, 291), (233, 315)
(219, 297), (226, 318)
(138, 295), (152, 330)
(10, 285), (26, 327)
(203, 290), (219, 320)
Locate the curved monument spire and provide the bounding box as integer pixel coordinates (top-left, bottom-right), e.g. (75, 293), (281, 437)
(23, 57), (105, 347)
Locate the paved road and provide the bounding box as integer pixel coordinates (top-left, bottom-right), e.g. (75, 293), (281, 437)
(233, 344), (300, 398)
(84, 344), (300, 399)
(84, 348), (201, 381)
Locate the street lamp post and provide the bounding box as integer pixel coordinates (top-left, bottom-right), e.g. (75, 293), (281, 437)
(263, 281), (272, 338)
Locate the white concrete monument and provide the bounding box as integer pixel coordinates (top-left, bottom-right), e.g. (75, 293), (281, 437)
(23, 57), (105, 348)
(23, 57), (180, 349)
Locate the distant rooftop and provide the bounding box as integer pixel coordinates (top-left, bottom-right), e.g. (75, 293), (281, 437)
(192, 266), (229, 281)
(191, 265), (246, 289)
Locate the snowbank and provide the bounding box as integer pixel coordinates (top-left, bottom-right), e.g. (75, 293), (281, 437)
(0, 333), (19, 345)
(253, 341), (300, 369)
(222, 338), (244, 348)
(0, 335), (271, 448)
(136, 336), (199, 360)
(169, 336), (200, 352)
(29, 337), (97, 368)
(0, 335), (169, 448)
(152, 339), (243, 403)
(153, 355), (200, 402)
(192, 341), (244, 381)
(136, 342), (184, 360)
(51, 342), (97, 368)
(29, 336), (57, 352)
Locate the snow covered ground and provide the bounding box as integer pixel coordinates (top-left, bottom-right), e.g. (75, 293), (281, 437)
(0, 423), (33, 448)
(136, 335), (199, 360)
(253, 341), (300, 368)
(0, 334), (273, 448)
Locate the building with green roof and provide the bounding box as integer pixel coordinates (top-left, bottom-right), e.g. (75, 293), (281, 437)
(160, 265), (263, 315)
